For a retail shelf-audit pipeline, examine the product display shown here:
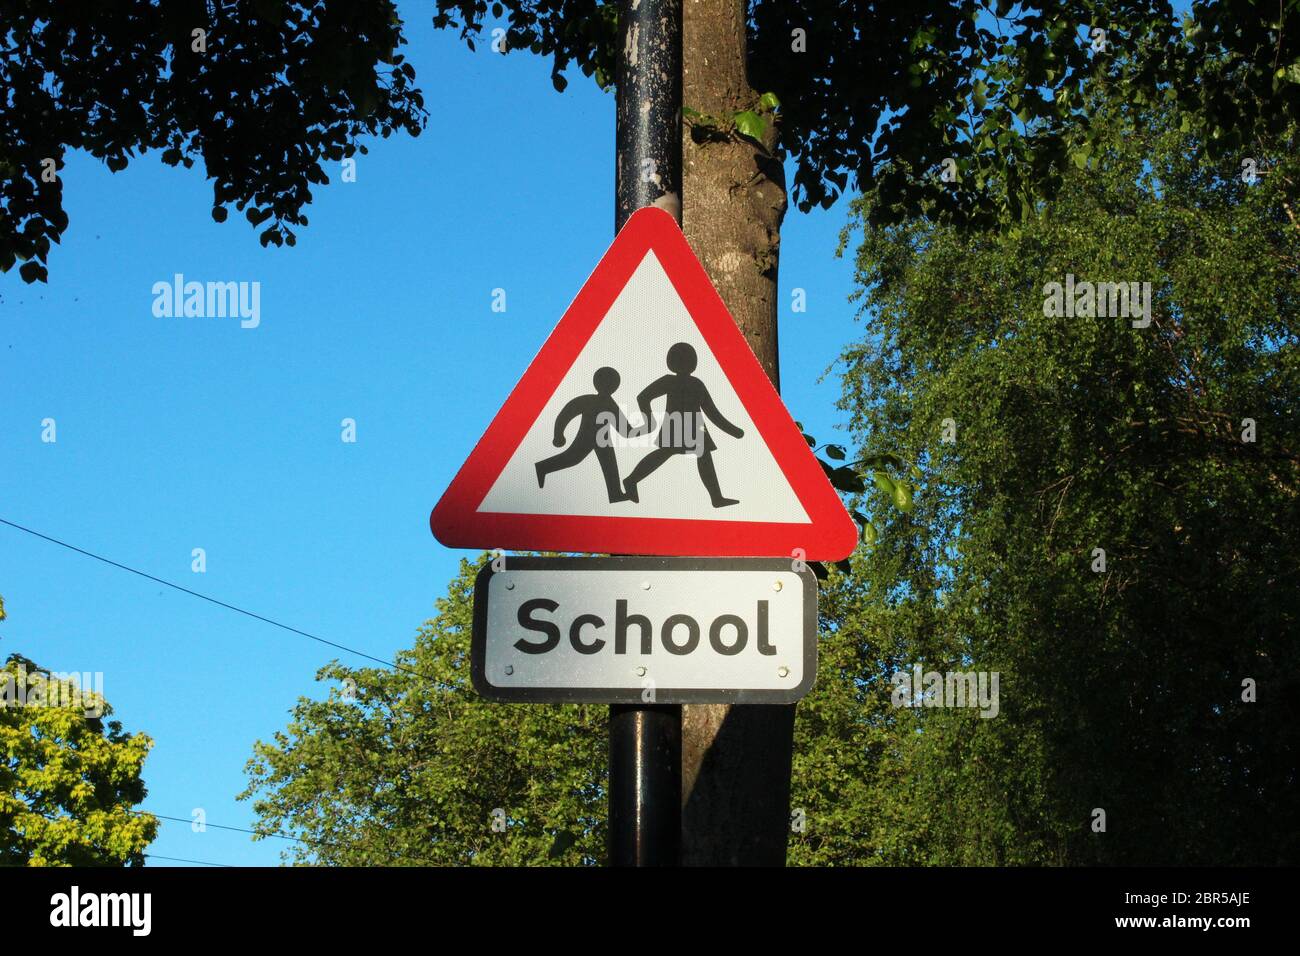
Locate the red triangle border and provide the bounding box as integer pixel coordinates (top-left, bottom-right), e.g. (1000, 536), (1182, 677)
(429, 206), (858, 561)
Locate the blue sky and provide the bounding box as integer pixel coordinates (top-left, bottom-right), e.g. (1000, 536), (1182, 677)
(0, 6), (864, 866)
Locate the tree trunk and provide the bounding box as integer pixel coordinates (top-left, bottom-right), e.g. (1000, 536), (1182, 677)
(679, 0), (791, 866)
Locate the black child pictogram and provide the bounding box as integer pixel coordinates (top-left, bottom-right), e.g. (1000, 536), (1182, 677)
(622, 342), (744, 508)
(535, 366), (638, 503)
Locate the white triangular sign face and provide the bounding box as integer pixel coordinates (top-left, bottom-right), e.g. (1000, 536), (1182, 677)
(430, 207), (858, 560)
(478, 250), (809, 523)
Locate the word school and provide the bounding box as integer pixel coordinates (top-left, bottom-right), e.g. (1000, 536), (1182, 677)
(513, 598), (778, 657)
(151, 273), (260, 328)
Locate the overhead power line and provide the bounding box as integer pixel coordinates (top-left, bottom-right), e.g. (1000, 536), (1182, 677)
(130, 810), (312, 846)
(25, 803), (441, 868)
(19, 808), (239, 868)
(0, 516), (426, 680)
(134, 809), (443, 867)
(3, 520), (452, 868)
(143, 853), (233, 868)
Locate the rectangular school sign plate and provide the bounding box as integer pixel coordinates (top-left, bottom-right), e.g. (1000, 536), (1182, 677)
(471, 557), (817, 704)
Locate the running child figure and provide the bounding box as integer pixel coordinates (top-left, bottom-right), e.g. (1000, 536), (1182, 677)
(622, 342), (744, 507)
(535, 366), (638, 503)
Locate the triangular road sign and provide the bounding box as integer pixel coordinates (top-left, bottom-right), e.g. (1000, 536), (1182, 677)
(429, 207), (858, 560)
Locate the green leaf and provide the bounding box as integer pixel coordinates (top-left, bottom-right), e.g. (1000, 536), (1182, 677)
(732, 109), (767, 142)
(872, 471), (896, 499)
(892, 480), (915, 513)
(758, 91), (781, 110)
(852, 510), (877, 545)
(826, 445), (847, 461)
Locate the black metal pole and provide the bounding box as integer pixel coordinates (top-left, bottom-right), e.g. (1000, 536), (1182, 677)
(608, 700), (680, 866)
(615, 0), (682, 233)
(609, 0), (682, 868)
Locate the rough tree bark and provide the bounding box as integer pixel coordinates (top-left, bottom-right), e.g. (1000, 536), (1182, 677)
(679, 0), (792, 866)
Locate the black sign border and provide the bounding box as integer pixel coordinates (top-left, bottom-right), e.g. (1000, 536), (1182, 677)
(470, 556), (818, 704)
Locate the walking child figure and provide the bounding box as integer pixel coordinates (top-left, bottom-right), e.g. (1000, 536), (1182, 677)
(535, 366), (638, 503)
(622, 342), (744, 507)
